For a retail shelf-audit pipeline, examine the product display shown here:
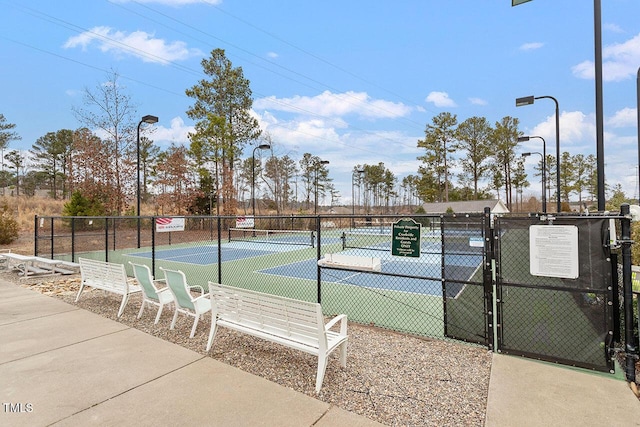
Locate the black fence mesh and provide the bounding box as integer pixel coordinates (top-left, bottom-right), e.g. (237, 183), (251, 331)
(34, 210), (634, 374)
(494, 215), (615, 372)
(35, 213), (491, 346)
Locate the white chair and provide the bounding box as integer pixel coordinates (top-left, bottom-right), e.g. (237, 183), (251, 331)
(129, 262), (174, 325)
(160, 267), (212, 338)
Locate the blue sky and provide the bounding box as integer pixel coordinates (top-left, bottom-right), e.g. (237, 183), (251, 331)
(1, 0), (640, 205)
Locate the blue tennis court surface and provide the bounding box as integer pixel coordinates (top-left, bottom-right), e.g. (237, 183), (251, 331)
(259, 250), (482, 298)
(126, 242), (302, 265)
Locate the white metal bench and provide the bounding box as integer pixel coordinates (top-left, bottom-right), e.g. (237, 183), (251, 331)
(1, 252), (80, 276)
(206, 283), (348, 393)
(40, 260), (80, 275)
(76, 258), (141, 317)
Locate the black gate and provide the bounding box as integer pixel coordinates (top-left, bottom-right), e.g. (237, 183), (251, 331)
(494, 215), (615, 372)
(441, 210), (493, 349)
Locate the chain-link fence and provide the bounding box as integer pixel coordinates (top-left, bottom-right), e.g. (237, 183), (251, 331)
(35, 213), (491, 346)
(34, 210), (639, 380)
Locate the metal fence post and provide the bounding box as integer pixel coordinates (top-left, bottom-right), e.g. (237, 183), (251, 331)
(104, 218), (109, 262)
(483, 207), (494, 351)
(50, 217), (54, 259)
(217, 216), (222, 284)
(316, 215), (322, 304)
(151, 216), (156, 276)
(620, 204), (639, 383)
(33, 215), (38, 256)
(71, 217), (76, 263)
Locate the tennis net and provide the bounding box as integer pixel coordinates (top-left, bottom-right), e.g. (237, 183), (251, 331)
(341, 230), (440, 254)
(342, 229), (484, 256)
(228, 228), (315, 247)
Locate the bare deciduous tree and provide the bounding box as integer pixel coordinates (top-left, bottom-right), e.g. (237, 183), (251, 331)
(72, 70), (137, 215)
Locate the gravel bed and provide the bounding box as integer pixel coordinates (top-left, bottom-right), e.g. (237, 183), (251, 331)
(18, 275), (492, 426)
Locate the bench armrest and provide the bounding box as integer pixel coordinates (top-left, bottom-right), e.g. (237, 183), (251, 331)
(153, 279), (167, 290)
(324, 314), (348, 335)
(193, 292), (210, 302)
(188, 284), (205, 294)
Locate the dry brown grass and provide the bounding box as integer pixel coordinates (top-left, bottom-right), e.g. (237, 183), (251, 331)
(0, 195), (65, 254)
(1, 195), (66, 230)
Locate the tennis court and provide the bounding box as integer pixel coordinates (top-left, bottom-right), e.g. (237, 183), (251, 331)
(37, 213), (492, 343)
(126, 241), (314, 265)
(72, 219), (486, 342)
(260, 247), (481, 298)
(122, 225), (484, 301)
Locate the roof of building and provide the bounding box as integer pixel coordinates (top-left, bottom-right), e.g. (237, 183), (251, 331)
(421, 199), (510, 214)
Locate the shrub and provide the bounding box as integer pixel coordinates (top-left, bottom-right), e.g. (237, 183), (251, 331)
(62, 191), (107, 231)
(63, 191), (105, 217)
(0, 202), (19, 244)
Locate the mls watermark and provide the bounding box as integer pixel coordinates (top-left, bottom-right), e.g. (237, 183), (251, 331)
(3, 402), (33, 413)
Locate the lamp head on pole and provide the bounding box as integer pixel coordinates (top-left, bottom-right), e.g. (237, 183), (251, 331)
(517, 136), (530, 142)
(141, 115), (159, 124)
(257, 143), (271, 150)
(521, 152), (532, 158)
(515, 96), (535, 107)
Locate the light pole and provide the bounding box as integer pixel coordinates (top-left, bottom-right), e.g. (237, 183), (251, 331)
(519, 135), (547, 213)
(351, 169), (364, 227)
(251, 143), (271, 218)
(594, 0), (605, 211)
(513, 0), (604, 211)
(516, 95), (560, 212)
(137, 114), (158, 248)
(521, 151), (545, 213)
(637, 67), (640, 204)
(314, 160), (330, 214)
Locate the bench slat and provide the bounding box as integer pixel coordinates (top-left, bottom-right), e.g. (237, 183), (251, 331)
(77, 258), (141, 317)
(214, 295), (321, 340)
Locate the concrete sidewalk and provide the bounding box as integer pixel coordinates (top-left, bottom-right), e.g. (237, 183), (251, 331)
(485, 353), (639, 426)
(0, 281), (382, 426)
(1, 279), (638, 426)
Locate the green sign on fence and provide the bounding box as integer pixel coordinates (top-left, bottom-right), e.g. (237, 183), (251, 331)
(391, 218), (421, 258)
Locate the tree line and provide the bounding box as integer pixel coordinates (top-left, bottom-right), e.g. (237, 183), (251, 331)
(0, 49), (614, 217)
(415, 112), (601, 211)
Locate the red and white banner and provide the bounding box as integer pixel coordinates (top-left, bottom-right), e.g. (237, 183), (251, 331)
(155, 217), (185, 232)
(235, 215), (255, 228)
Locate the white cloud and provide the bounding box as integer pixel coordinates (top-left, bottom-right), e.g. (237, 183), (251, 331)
(425, 91), (457, 108)
(153, 116), (193, 146)
(572, 32), (640, 81)
(604, 23), (624, 34)
(65, 89), (82, 98)
(253, 90), (412, 119)
(519, 42), (544, 51)
(256, 110), (341, 151)
(469, 97), (487, 106)
(267, 52), (279, 59)
(530, 110), (595, 148)
(63, 26), (202, 64)
(255, 109), (420, 159)
(608, 107), (637, 128)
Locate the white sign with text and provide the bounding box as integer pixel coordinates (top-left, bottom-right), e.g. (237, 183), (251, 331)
(529, 225), (579, 279)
